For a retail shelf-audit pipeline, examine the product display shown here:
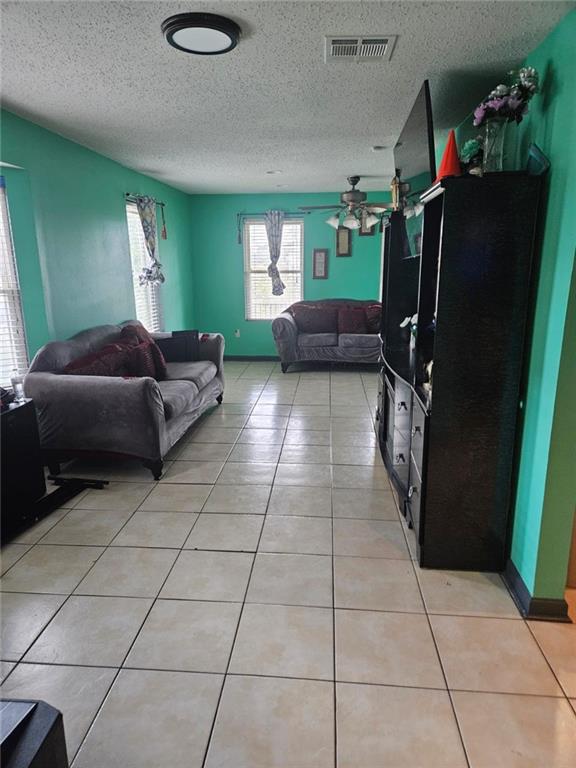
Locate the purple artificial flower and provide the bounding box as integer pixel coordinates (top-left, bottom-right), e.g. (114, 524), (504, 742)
(486, 96), (509, 111)
(473, 104), (487, 126)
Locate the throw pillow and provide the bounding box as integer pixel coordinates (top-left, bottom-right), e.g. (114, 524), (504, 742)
(64, 344), (128, 376)
(125, 341), (158, 378)
(338, 308), (368, 335)
(150, 341), (168, 380)
(121, 324), (167, 380)
(365, 303), (382, 334)
(120, 323), (153, 345)
(292, 305), (338, 334)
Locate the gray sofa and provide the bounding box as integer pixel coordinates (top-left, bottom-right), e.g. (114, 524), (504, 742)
(272, 299), (381, 372)
(24, 321), (224, 479)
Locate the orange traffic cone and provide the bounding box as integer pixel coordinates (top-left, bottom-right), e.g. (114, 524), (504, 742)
(435, 129), (461, 182)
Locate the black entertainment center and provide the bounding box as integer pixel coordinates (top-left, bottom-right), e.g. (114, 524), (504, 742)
(376, 82), (543, 571)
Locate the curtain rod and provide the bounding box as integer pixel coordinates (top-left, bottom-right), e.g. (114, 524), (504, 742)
(237, 211), (309, 217)
(236, 211), (309, 244)
(125, 192), (165, 207)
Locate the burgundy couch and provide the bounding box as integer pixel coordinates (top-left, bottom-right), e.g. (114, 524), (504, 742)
(272, 299), (381, 372)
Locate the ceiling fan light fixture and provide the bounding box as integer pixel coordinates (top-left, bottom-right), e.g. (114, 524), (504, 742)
(343, 212), (360, 230)
(326, 214), (340, 229)
(162, 13), (241, 55)
(364, 212), (380, 228)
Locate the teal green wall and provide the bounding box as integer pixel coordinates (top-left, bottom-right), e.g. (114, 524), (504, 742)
(0, 110), (195, 355)
(189, 193), (386, 356)
(505, 12), (575, 599)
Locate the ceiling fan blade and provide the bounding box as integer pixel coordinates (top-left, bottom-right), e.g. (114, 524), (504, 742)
(298, 205), (344, 211)
(364, 203), (392, 213)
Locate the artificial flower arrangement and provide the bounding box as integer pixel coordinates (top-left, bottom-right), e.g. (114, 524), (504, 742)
(460, 137), (483, 174)
(473, 67), (539, 127)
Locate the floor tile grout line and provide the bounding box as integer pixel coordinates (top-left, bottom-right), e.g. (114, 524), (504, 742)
(524, 618), (574, 702)
(69, 464), (217, 765)
(200, 366), (285, 768)
(5, 508), (144, 671)
(401, 519), (472, 768)
(329, 369), (338, 768)
(58, 398), (263, 764)
(5, 656), (573, 700)
(0, 593), (535, 620)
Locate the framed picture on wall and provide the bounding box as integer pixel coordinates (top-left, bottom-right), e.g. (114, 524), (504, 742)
(312, 248), (328, 279)
(358, 213), (377, 237)
(336, 226), (351, 257)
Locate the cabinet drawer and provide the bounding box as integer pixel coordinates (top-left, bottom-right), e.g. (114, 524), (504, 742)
(394, 381), (411, 429)
(410, 398), (426, 473)
(407, 455), (422, 537)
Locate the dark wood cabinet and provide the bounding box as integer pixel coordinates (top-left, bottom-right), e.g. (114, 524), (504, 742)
(378, 172), (542, 571)
(1, 400), (46, 539)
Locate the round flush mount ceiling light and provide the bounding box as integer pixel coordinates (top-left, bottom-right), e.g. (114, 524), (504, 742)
(162, 13), (241, 55)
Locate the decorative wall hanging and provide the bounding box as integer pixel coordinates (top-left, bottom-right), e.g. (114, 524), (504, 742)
(312, 249), (328, 279)
(336, 226), (351, 257)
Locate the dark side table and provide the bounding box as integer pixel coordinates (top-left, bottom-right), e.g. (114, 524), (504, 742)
(1, 399), (46, 539)
(1, 399), (105, 543)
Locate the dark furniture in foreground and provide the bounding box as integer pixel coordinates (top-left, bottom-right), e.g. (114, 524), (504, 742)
(1, 699), (68, 768)
(378, 172), (542, 572)
(1, 400), (46, 521)
(1, 399), (106, 542)
(272, 299), (381, 372)
(24, 322), (224, 479)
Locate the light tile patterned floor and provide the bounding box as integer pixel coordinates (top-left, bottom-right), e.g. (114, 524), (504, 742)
(1, 362), (576, 767)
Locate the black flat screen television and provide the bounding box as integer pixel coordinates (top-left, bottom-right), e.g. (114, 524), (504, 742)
(393, 80), (436, 199)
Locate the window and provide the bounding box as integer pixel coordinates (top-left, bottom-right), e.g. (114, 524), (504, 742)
(0, 177), (29, 387)
(126, 202), (162, 332)
(243, 219), (303, 320)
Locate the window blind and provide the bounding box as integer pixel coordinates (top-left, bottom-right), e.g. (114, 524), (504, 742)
(126, 202), (163, 332)
(244, 219), (303, 320)
(0, 177), (29, 387)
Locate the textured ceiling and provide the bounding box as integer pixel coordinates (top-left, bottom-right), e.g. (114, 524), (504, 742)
(1, 1), (572, 193)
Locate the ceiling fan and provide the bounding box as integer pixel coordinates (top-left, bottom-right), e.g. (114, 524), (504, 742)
(298, 176), (391, 230)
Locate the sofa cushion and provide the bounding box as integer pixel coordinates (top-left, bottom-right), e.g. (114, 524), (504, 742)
(157, 380), (199, 420)
(338, 333), (381, 349)
(165, 361), (217, 390)
(298, 333), (338, 348)
(338, 308), (368, 335)
(365, 303), (382, 334)
(63, 343), (129, 376)
(292, 305), (338, 334)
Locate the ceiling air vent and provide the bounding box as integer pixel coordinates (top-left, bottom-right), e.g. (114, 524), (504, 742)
(325, 35), (396, 63)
